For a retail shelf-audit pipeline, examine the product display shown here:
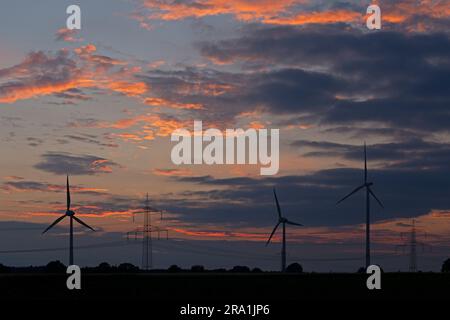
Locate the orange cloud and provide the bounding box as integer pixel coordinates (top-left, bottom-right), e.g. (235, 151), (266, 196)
(109, 132), (155, 142)
(108, 81), (148, 97)
(103, 114), (189, 135)
(377, 0), (450, 31)
(144, 97), (203, 110)
(55, 28), (83, 42)
(74, 44), (97, 55)
(147, 59), (166, 68)
(142, 0), (298, 22)
(0, 46), (149, 104)
(0, 78), (96, 103)
(176, 82), (234, 97)
(248, 121), (265, 129)
(136, 0), (450, 32)
(264, 10), (362, 25)
(94, 114), (191, 143)
(3, 176), (24, 181)
(153, 168), (193, 177)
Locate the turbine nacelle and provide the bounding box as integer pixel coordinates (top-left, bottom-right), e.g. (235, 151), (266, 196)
(66, 210), (75, 216)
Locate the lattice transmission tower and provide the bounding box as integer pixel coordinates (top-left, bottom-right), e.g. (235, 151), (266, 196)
(127, 193), (168, 270)
(397, 219), (430, 272)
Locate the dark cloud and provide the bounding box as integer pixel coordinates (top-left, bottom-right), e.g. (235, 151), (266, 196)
(292, 139), (450, 171)
(199, 25), (450, 70)
(78, 195), (143, 215)
(154, 136), (450, 227)
(53, 88), (92, 102)
(321, 126), (426, 140)
(155, 163), (450, 228)
(1, 180), (109, 196)
(137, 25), (450, 137)
(62, 134), (118, 148)
(323, 97), (450, 132)
(139, 66), (344, 126)
(196, 25), (450, 131)
(34, 152), (120, 176)
(137, 67), (243, 123)
(26, 137), (44, 147)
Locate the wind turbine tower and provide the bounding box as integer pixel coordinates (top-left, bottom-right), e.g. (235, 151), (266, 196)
(409, 220), (417, 272)
(336, 143), (384, 268)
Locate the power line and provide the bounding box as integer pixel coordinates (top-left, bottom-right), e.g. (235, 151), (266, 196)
(0, 237), (402, 263)
(0, 240), (139, 254)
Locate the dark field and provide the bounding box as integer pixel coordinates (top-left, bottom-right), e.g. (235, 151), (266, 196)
(0, 272), (448, 301)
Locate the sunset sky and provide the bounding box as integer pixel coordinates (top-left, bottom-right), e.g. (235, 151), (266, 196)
(0, 0), (449, 271)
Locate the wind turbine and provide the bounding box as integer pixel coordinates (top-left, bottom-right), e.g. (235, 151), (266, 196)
(42, 176), (95, 265)
(266, 188), (303, 272)
(336, 143), (384, 268)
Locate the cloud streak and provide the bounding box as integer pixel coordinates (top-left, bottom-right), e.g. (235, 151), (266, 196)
(134, 0), (450, 32)
(34, 152), (120, 176)
(0, 45), (148, 104)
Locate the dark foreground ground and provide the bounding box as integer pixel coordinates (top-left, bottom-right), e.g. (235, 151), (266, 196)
(1, 273), (448, 317)
(0, 272), (448, 301)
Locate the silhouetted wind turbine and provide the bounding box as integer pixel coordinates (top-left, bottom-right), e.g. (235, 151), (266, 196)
(266, 188), (303, 272)
(336, 143), (384, 268)
(42, 176), (95, 265)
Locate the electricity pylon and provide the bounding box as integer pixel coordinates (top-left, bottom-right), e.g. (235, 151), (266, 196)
(127, 193), (168, 270)
(397, 219), (430, 272)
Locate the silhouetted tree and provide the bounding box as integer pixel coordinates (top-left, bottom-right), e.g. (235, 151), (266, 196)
(0, 263), (10, 273)
(357, 265), (384, 273)
(251, 267), (263, 273)
(45, 260), (66, 273)
(230, 266), (250, 273)
(191, 265), (205, 272)
(118, 263), (139, 273)
(442, 258), (450, 272)
(286, 263), (303, 273)
(168, 265), (182, 273)
(97, 262), (112, 273)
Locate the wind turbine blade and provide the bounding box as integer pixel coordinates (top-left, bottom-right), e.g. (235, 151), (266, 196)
(42, 215), (66, 234)
(266, 222), (281, 246)
(364, 142), (367, 183)
(73, 215), (95, 231)
(66, 175), (71, 211)
(368, 187), (384, 208)
(336, 184), (365, 205)
(273, 188), (282, 218)
(286, 220), (303, 227)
